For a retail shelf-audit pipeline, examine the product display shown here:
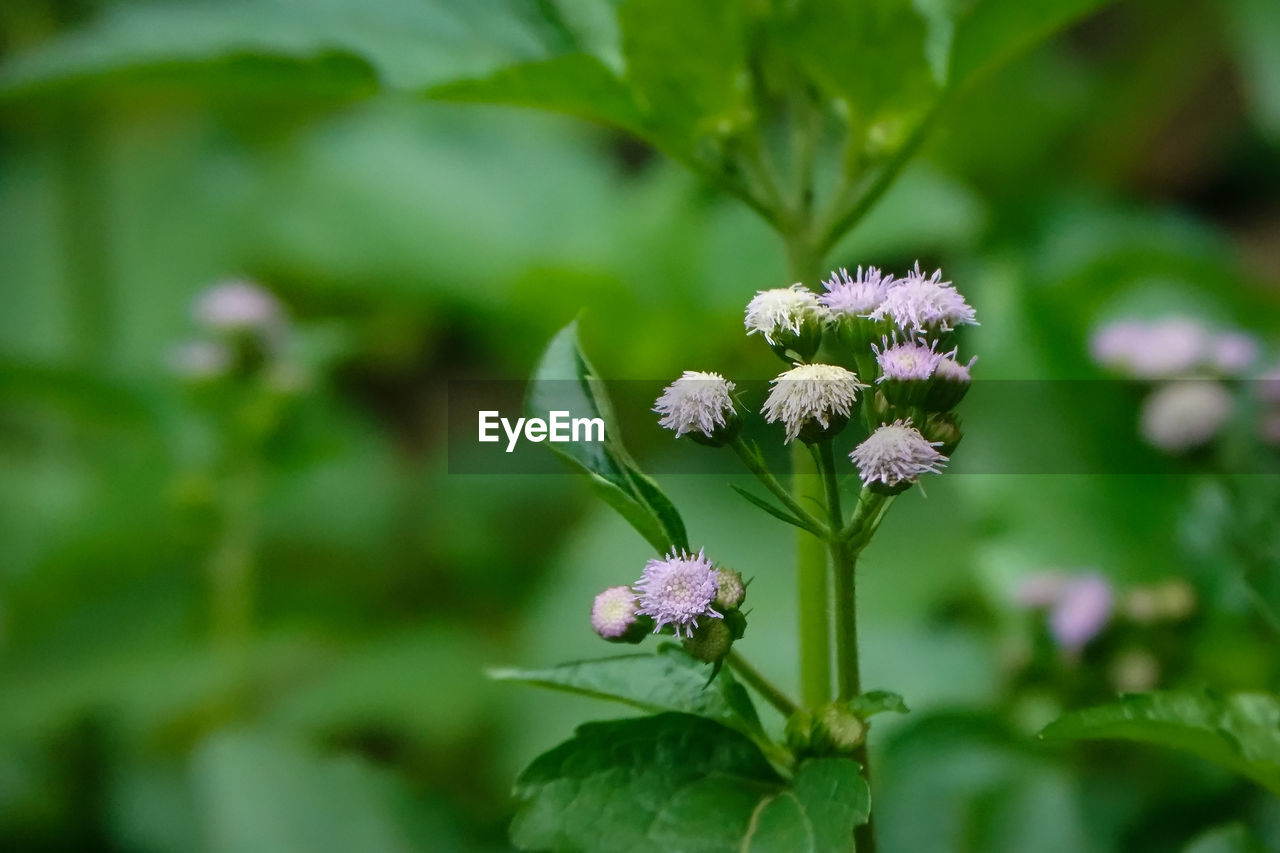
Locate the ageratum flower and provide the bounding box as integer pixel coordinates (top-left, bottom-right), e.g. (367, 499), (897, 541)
(927, 353), (977, 412)
(869, 263), (977, 335)
(1049, 573), (1114, 654)
(1139, 380), (1233, 452)
(634, 549), (723, 638)
(819, 266), (893, 318)
(850, 419), (947, 491)
(762, 363), (866, 443)
(745, 285), (827, 360)
(874, 338), (944, 383)
(653, 371), (737, 442)
(194, 279), (283, 333)
(591, 586), (641, 640)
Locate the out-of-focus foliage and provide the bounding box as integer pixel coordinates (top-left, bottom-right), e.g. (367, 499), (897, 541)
(0, 0), (1279, 850)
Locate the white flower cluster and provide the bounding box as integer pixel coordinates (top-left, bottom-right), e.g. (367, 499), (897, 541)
(762, 363), (866, 443)
(744, 284), (826, 345)
(653, 371), (736, 438)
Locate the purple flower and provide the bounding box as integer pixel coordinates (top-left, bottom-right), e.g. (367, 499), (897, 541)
(819, 266), (893, 318)
(1048, 573), (1114, 654)
(873, 337), (944, 383)
(633, 549), (722, 638)
(868, 262), (977, 334)
(194, 279), (283, 333)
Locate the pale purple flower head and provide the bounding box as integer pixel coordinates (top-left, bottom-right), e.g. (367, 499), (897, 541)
(194, 279), (283, 333)
(868, 263), (977, 334)
(873, 337), (943, 383)
(1090, 317), (1209, 379)
(634, 549), (722, 638)
(762, 363), (866, 442)
(1139, 380), (1233, 452)
(744, 284), (826, 345)
(592, 586), (640, 639)
(654, 371), (736, 438)
(819, 266), (893, 318)
(934, 354), (976, 384)
(1210, 332), (1259, 375)
(849, 419), (947, 488)
(1049, 573), (1114, 653)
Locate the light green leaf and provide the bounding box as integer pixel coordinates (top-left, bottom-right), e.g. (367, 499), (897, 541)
(1040, 689), (1280, 796)
(1223, 0), (1280, 140)
(848, 690), (910, 719)
(0, 0), (547, 99)
(490, 644), (763, 739)
(511, 713), (866, 852)
(525, 320), (688, 553)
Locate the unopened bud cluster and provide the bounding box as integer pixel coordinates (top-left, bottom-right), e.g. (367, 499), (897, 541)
(657, 260), (980, 493)
(590, 549), (748, 663)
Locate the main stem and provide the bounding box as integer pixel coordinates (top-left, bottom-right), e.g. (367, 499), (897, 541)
(785, 236), (831, 710)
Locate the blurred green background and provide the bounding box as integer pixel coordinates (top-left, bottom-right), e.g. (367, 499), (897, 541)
(2, 0), (1280, 850)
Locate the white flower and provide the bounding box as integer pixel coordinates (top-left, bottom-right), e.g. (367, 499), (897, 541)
(194, 279), (282, 333)
(868, 263), (977, 334)
(744, 284), (826, 345)
(819, 266), (893, 318)
(874, 338), (943, 382)
(1139, 380), (1233, 452)
(653, 371), (736, 438)
(850, 419), (947, 487)
(762, 363), (866, 442)
(1210, 332), (1259, 375)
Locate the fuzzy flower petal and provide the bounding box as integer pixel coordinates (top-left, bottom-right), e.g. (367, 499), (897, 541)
(850, 419), (947, 487)
(819, 266), (893, 318)
(745, 284), (826, 345)
(868, 263), (977, 334)
(634, 549), (722, 638)
(874, 337), (944, 382)
(762, 363), (866, 443)
(933, 354), (976, 383)
(654, 371), (736, 437)
(591, 586), (640, 639)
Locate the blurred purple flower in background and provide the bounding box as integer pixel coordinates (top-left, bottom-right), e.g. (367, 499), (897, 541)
(1016, 570), (1115, 654)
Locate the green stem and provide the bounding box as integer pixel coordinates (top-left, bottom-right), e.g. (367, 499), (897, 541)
(726, 651), (800, 718)
(730, 436), (830, 537)
(784, 234), (831, 709)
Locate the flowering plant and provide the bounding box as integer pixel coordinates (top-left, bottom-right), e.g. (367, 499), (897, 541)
(498, 264), (978, 851)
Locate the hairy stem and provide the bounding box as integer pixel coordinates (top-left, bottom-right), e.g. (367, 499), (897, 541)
(730, 436), (829, 536)
(726, 651), (800, 718)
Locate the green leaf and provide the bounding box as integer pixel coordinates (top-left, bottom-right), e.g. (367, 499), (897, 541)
(1040, 689), (1280, 796)
(618, 0), (749, 143)
(511, 713), (867, 853)
(1223, 0), (1280, 140)
(490, 644), (764, 739)
(949, 0), (1112, 88)
(429, 53), (646, 133)
(848, 690), (910, 719)
(730, 484), (823, 535)
(743, 759), (870, 853)
(0, 0), (548, 99)
(1183, 823), (1269, 853)
(525, 320), (688, 553)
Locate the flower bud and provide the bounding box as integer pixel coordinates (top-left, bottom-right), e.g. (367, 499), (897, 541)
(875, 338), (944, 408)
(714, 568), (746, 611)
(654, 371), (741, 448)
(920, 412), (964, 456)
(925, 355), (975, 412)
(762, 363), (866, 444)
(850, 419), (947, 494)
(745, 285), (828, 364)
(811, 701), (867, 755)
(682, 618), (734, 663)
(591, 586), (651, 644)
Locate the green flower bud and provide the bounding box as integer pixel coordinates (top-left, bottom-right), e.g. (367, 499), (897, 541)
(810, 701), (867, 756)
(921, 412), (963, 456)
(682, 618), (734, 663)
(785, 709), (815, 754)
(714, 568), (746, 611)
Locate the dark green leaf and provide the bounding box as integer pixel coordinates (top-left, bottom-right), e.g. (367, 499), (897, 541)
(949, 0), (1112, 88)
(1040, 689), (1280, 796)
(490, 644), (764, 739)
(1183, 823), (1269, 853)
(511, 713), (867, 852)
(525, 320), (688, 552)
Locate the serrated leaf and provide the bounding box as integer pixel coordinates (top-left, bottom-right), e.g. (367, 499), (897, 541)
(511, 713), (866, 853)
(743, 758), (870, 853)
(525, 320), (688, 553)
(1040, 689), (1280, 796)
(490, 644), (764, 740)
